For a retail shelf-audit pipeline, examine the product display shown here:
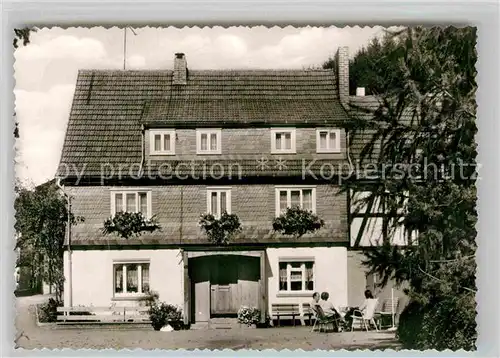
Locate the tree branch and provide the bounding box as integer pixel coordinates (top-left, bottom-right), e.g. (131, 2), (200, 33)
(428, 255), (475, 263)
(418, 265), (476, 293)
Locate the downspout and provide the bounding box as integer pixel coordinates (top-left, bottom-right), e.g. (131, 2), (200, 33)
(138, 124), (145, 177)
(56, 177), (72, 307)
(346, 131), (355, 176)
(179, 187), (183, 245)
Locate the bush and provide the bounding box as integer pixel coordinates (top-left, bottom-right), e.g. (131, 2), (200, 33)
(397, 300), (425, 348)
(397, 294), (476, 350)
(199, 212), (241, 245)
(148, 302), (183, 331)
(237, 306), (260, 326)
(102, 212), (161, 239)
(37, 298), (60, 323)
(273, 206), (324, 238)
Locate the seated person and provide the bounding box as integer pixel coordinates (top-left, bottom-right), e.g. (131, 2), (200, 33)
(345, 289), (378, 327)
(318, 292), (344, 330)
(310, 292), (320, 314)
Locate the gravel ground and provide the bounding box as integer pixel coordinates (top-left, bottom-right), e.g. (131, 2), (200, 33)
(15, 296), (401, 351)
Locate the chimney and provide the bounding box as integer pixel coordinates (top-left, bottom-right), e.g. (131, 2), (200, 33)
(356, 87), (365, 97)
(173, 53), (187, 85)
(335, 46), (349, 106)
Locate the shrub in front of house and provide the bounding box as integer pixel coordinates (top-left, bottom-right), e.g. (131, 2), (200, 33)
(148, 301), (183, 331)
(397, 296), (476, 350)
(272, 206), (325, 238)
(102, 212), (161, 239)
(237, 306), (261, 326)
(37, 298), (61, 323)
(199, 212), (241, 245)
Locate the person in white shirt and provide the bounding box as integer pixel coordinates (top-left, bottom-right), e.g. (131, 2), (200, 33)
(345, 289), (377, 327)
(318, 292), (344, 331)
(310, 292), (320, 312)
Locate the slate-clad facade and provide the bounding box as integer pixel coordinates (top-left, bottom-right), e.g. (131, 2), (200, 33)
(58, 48), (406, 326)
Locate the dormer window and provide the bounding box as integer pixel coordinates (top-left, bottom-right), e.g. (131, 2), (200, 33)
(196, 129), (221, 154)
(150, 130), (175, 155)
(271, 128), (296, 154)
(316, 128), (341, 153)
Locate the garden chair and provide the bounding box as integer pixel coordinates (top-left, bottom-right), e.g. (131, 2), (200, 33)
(350, 298), (379, 332)
(377, 297), (399, 330)
(311, 305), (341, 333)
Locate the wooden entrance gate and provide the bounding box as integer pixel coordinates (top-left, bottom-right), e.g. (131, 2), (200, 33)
(187, 252), (265, 323)
(210, 256), (238, 315)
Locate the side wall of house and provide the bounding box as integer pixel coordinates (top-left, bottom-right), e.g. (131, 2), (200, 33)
(266, 247), (348, 315)
(63, 249), (184, 308)
(347, 251), (409, 313)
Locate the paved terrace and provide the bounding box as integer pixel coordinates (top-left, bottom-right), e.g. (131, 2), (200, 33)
(15, 295), (400, 351)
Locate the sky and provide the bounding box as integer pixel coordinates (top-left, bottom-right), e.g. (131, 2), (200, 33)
(14, 26), (389, 187)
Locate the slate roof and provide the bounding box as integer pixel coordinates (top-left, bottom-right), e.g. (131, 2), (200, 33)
(58, 69), (349, 179)
(347, 95), (382, 161)
(347, 95), (417, 163)
(143, 99), (346, 125)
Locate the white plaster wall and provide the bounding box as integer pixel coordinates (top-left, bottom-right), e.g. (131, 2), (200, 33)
(266, 247), (348, 314)
(63, 249), (183, 308)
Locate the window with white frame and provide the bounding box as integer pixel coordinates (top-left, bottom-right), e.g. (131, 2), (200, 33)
(111, 190), (152, 218)
(196, 129), (221, 154)
(316, 128), (341, 153)
(150, 130), (175, 155)
(271, 128), (296, 154)
(207, 187), (231, 218)
(279, 260), (315, 292)
(275, 186), (316, 216)
(113, 262), (150, 295)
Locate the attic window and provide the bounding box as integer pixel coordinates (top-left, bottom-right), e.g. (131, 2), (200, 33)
(316, 129), (341, 153)
(271, 128), (296, 154)
(150, 130), (175, 155)
(196, 129), (221, 155)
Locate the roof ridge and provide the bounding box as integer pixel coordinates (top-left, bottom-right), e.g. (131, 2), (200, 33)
(191, 68), (333, 72)
(78, 68), (334, 74)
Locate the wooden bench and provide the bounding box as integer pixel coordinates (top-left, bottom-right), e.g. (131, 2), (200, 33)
(57, 306), (150, 324)
(271, 304), (300, 327)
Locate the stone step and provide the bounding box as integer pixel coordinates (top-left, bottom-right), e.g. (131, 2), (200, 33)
(210, 318), (238, 326)
(190, 322), (209, 330)
(191, 318), (240, 330)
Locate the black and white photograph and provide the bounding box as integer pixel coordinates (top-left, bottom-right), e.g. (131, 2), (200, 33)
(12, 25), (477, 351)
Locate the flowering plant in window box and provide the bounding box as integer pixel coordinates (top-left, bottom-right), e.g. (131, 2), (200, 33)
(273, 206), (325, 238)
(237, 306), (260, 327)
(102, 212), (161, 239)
(199, 212), (241, 245)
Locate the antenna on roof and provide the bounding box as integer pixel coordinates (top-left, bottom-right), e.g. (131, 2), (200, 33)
(123, 27), (138, 70)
